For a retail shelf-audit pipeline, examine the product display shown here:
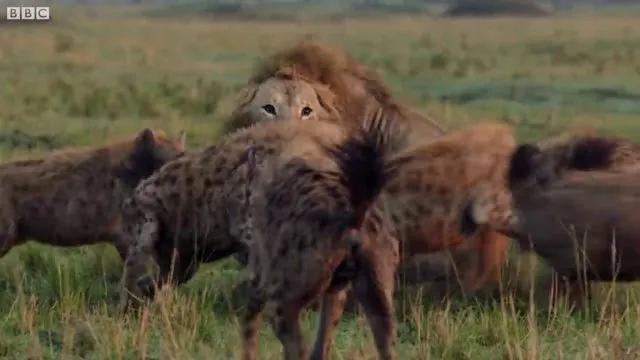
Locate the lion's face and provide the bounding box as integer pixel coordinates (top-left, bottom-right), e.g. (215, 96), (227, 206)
(223, 78), (338, 134)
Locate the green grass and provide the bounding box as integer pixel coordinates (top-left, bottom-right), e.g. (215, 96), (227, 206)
(2, 7), (640, 359)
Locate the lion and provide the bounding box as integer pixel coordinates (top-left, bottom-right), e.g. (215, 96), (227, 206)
(224, 40), (452, 311)
(0, 128), (186, 260)
(224, 40), (446, 143)
(235, 116), (559, 360)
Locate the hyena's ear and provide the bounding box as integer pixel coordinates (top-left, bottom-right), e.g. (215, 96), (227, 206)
(507, 143), (561, 188)
(508, 144), (542, 184)
(134, 128), (156, 148)
(115, 128), (158, 188)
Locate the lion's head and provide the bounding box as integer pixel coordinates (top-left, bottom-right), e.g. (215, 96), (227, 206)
(227, 40), (446, 138)
(249, 40), (394, 116)
(221, 77), (340, 135)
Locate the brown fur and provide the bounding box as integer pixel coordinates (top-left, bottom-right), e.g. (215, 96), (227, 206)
(538, 127), (640, 174)
(118, 118), (349, 308)
(0, 128), (186, 260)
(237, 118), (557, 360)
(463, 170), (640, 309)
(376, 122), (558, 295)
(238, 109), (399, 360)
(399, 129), (640, 293)
(231, 40), (446, 142)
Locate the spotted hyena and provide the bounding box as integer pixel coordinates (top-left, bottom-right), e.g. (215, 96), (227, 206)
(0, 128), (186, 260)
(235, 115), (559, 360)
(118, 118), (350, 308)
(459, 131), (640, 309)
(400, 127), (640, 296)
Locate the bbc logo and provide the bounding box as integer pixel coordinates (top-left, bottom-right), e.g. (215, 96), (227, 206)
(5, 6), (51, 21)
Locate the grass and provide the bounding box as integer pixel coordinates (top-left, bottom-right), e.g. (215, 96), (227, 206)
(2, 6), (640, 359)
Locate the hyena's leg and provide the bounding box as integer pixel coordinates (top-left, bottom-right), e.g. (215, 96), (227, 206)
(270, 300), (307, 360)
(352, 251), (397, 360)
(549, 273), (591, 311)
(158, 250), (199, 286)
(241, 277), (266, 360)
(0, 223), (17, 258)
(114, 244), (129, 262)
(462, 230), (511, 293)
(136, 249), (200, 300)
(309, 256), (358, 360)
(0, 200), (17, 258)
(309, 289), (348, 360)
(234, 250), (249, 267)
(120, 209), (160, 310)
(109, 233), (130, 262)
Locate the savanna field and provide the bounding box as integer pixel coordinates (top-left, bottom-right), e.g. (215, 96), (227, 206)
(3, 5), (640, 359)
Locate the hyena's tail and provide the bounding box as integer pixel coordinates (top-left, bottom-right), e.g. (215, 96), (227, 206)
(325, 107), (400, 229)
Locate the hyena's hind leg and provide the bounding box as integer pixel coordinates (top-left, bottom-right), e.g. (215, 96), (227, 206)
(309, 288), (348, 360)
(270, 299), (308, 360)
(119, 200), (161, 311)
(351, 248), (398, 360)
(241, 276), (267, 360)
(0, 197), (18, 258)
(309, 254), (358, 360)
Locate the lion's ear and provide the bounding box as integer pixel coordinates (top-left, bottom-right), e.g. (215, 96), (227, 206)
(311, 83), (339, 117)
(232, 84), (259, 115)
(221, 85), (261, 135)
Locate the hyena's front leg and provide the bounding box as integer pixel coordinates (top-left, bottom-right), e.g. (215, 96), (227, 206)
(108, 232), (131, 262)
(120, 209), (160, 311)
(136, 248), (200, 301)
(462, 229), (511, 294)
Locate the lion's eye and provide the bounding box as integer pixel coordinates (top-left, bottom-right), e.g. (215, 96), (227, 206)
(301, 106), (313, 117)
(262, 104), (276, 115)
